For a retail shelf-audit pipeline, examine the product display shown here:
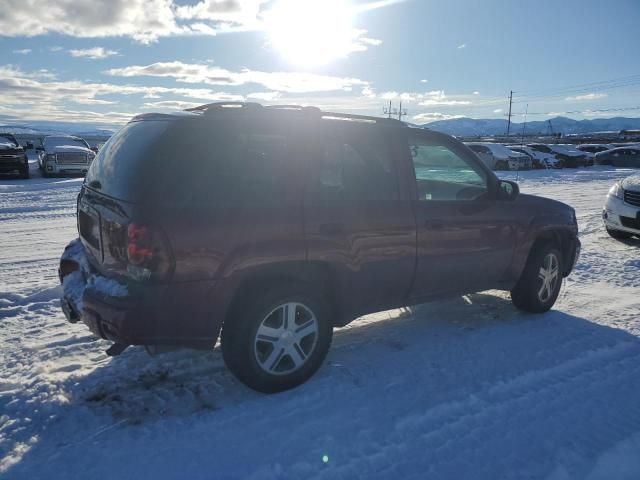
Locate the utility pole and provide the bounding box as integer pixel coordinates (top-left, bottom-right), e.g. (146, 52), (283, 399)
(383, 100), (395, 119)
(547, 119), (554, 136)
(506, 90), (513, 136)
(397, 101), (408, 122)
(520, 104), (529, 146)
(383, 101), (408, 121)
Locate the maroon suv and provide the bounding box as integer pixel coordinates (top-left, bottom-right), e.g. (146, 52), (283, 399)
(59, 103), (580, 392)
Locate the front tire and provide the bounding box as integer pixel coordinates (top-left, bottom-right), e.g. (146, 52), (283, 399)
(606, 227), (633, 240)
(221, 284), (333, 393)
(511, 244), (563, 313)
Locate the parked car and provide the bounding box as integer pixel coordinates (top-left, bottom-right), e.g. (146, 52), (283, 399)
(603, 174), (640, 239)
(528, 144), (588, 168)
(558, 144), (594, 166)
(58, 103), (581, 393)
(595, 146), (640, 167)
(576, 144), (616, 155)
(508, 145), (561, 169)
(38, 135), (96, 177)
(0, 133), (29, 179)
(465, 142), (530, 170)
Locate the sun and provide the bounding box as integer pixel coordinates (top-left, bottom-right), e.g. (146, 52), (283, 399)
(265, 0), (356, 67)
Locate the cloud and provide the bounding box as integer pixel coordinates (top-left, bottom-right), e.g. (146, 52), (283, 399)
(13, 49), (31, 54)
(0, 0), (393, 47)
(412, 112), (464, 123)
(0, 65), (256, 123)
(175, 0), (268, 26)
(69, 47), (119, 59)
(565, 92), (608, 101)
(493, 108), (503, 113)
(420, 79), (428, 84)
(473, 91), (479, 95)
(418, 90), (471, 106)
(105, 61), (369, 93)
(0, 0), (183, 43)
(247, 91), (282, 101)
(457, 43), (466, 49)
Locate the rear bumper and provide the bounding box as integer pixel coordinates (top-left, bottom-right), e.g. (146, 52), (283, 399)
(59, 239), (222, 348)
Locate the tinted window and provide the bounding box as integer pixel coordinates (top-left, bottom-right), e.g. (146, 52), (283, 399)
(85, 121), (171, 201)
(409, 136), (488, 201)
(152, 120), (297, 206)
(313, 125), (398, 202)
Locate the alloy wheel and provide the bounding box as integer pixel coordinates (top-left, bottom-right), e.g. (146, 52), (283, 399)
(253, 302), (319, 376)
(537, 253), (559, 303)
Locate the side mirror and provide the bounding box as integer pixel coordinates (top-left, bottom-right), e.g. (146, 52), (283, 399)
(498, 180), (519, 200)
(26, 141), (34, 149)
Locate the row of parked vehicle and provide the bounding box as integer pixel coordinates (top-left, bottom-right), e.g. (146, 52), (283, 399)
(0, 133), (98, 179)
(465, 141), (640, 171)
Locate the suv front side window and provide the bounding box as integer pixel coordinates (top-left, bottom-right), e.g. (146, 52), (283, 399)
(409, 138), (488, 201)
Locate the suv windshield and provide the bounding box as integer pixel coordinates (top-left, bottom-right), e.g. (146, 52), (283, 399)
(44, 136), (90, 149)
(0, 134), (19, 146)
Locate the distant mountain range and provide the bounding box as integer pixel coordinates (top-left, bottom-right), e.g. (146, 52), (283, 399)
(0, 121), (115, 138)
(422, 116), (640, 137)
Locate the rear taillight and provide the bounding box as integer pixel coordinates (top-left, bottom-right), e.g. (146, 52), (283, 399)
(126, 222), (173, 282)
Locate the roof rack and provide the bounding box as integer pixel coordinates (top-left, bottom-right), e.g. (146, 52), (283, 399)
(182, 102), (405, 125)
(184, 102), (263, 113)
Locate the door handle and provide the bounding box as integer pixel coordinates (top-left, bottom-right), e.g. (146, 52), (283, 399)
(425, 219), (444, 230)
(318, 222), (344, 234)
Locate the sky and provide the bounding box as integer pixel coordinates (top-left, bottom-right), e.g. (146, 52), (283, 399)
(0, 0), (639, 128)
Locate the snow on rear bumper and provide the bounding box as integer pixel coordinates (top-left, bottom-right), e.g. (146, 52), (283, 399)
(59, 238), (221, 347)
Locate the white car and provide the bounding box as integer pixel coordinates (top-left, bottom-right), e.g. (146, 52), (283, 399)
(465, 142), (530, 171)
(508, 145), (562, 169)
(38, 135), (95, 177)
(603, 174), (640, 239)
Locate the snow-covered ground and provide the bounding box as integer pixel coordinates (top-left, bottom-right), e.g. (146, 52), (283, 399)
(1, 164), (639, 480)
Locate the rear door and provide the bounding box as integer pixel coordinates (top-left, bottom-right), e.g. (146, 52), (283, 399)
(401, 130), (518, 299)
(304, 122), (416, 319)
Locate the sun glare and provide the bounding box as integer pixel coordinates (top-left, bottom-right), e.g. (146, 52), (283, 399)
(265, 0), (356, 67)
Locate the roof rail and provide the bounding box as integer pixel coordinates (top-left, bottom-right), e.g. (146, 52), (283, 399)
(182, 102), (405, 126)
(320, 111), (404, 125)
(184, 102), (263, 113)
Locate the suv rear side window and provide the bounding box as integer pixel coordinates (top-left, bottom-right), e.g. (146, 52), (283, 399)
(151, 120), (298, 206)
(312, 125), (398, 202)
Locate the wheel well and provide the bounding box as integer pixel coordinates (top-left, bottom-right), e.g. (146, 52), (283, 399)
(223, 262), (342, 328)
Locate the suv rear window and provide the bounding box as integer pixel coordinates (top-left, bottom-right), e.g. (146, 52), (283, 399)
(85, 120), (171, 201)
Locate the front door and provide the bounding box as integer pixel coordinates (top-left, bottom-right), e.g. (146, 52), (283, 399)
(403, 132), (517, 300)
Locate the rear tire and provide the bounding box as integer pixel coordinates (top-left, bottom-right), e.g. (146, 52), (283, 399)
(606, 227), (633, 240)
(221, 284), (333, 393)
(511, 244), (563, 313)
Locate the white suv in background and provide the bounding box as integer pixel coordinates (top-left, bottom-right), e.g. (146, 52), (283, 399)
(38, 135), (95, 177)
(603, 174), (640, 239)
